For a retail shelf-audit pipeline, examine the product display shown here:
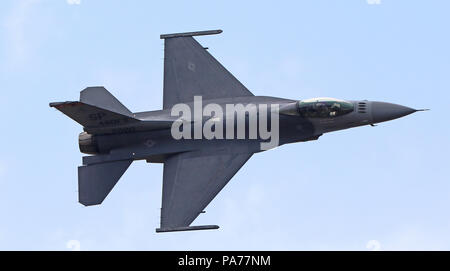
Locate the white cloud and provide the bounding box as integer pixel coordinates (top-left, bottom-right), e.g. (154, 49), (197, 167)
(2, 0), (39, 64)
(67, 0), (81, 5)
(0, 162), (5, 184)
(66, 239), (81, 251)
(379, 226), (450, 250)
(366, 240), (382, 251)
(1, 0), (57, 70)
(367, 0), (381, 5)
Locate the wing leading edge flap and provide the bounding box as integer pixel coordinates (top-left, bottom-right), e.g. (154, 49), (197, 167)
(157, 149), (253, 233)
(162, 32), (253, 109)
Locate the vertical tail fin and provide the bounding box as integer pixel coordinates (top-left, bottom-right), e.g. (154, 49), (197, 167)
(50, 87), (139, 134)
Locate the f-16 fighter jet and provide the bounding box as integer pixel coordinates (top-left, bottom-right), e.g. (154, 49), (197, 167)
(50, 30), (425, 232)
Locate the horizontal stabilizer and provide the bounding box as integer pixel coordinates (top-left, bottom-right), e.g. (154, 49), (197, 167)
(156, 225), (219, 233)
(80, 86), (132, 116)
(78, 159), (132, 206)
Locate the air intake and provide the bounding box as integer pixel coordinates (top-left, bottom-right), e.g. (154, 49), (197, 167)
(358, 102), (367, 113)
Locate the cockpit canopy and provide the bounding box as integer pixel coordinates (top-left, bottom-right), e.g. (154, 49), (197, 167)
(297, 98), (354, 118)
(280, 97), (354, 118)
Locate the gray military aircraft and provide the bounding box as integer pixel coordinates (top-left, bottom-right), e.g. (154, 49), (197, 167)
(50, 30), (425, 233)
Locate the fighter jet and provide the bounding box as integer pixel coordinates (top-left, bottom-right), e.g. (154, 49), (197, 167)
(50, 30), (426, 232)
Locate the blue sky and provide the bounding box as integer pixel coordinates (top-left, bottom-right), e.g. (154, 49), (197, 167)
(0, 0), (448, 250)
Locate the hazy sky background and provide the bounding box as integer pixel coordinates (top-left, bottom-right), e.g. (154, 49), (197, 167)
(0, 0), (448, 250)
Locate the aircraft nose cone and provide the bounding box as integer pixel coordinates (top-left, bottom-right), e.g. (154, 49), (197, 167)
(371, 101), (416, 124)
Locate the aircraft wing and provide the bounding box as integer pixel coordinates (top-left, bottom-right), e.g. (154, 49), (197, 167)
(157, 149), (253, 232)
(161, 30), (254, 109)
